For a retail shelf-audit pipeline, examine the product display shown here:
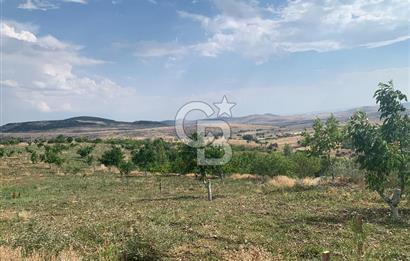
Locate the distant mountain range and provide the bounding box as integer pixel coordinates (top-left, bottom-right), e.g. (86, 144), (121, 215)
(1, 116), (169, 133)
(1, 103), (409, 133)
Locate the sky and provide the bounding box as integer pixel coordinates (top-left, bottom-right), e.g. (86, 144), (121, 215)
(1, 0), (409, 124)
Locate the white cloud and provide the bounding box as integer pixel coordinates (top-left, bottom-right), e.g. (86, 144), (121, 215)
(362, 35), (410, 48)
(1, 21), (137, 115)
(1, 80), (19, 88)
(18, 0), (58, 10)
(177, 0), (410, 62)
(36, 101), (51, 112)
(63, 0), (87, 3)
(18, 0), (87, 11)
(1, 23), (37, 42)
(132, 41), (188, 58)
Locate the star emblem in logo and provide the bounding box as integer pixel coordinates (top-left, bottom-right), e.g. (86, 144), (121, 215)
(214, 95), (236, 118)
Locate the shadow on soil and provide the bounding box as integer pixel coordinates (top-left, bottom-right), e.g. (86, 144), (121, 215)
(298, 207), (410, 228)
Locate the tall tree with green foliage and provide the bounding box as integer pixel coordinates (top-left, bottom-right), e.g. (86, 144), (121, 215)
(132, 139), (171, 174)
(347, 81), (409, 219)
(118, 160), (135, 183)
(41, 145), (64, 170)
(301, 114), (342, 178)
(99, 146), (124, 170)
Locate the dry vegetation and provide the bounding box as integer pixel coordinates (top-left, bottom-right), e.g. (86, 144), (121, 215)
(0, 142), (409, 260)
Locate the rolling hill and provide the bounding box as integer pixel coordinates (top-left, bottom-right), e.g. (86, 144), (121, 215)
(0, 116), (169, 133)
(1, 104), (408, 138)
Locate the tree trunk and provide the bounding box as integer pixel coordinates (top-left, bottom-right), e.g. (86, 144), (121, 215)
(219, 172), (225, 185)
(390, 205), (399, 220)
(390, 188), (401, 220)
(207, 180), (212, 201)
(379, 188), (401, 220)
(399, 172), (406, 196)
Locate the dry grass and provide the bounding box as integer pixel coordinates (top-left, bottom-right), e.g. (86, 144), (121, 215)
(222, 246), (273, 261)
(230, 173), (258, 180)
(266, 175), (296, 188)
(300, 177), (321, 187)
(266, 176), (322, 188)
(0, 246), (80, 261)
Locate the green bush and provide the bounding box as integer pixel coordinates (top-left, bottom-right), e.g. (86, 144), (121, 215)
(6, 149), (15, 157)
(30, 151), (39, 164)
(242, 134), (255, 142)
(77, 146), (94, 158)
(122, 232), (161, 261)
(100, 146), (124, 168)
(328, 158), (363, 182)
(291, 152), (321, 178)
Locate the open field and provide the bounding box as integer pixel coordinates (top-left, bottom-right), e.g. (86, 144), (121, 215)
(0, 143), (409, 260)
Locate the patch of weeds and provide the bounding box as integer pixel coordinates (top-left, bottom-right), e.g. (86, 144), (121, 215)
(122, 230), (162, 261)
(72, 224), (105, 246)
(298, 244), (322, 259)
(10, 220), (71, 256)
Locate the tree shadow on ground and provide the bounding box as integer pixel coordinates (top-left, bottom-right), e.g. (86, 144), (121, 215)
(297, 207), (410, 229)
(136, 194), (227, 202)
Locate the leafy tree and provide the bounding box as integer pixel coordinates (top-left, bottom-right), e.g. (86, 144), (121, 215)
(41, 146), (64, 169)
(77, 146), (94, 158)
(99, 146), (124, 169)
(30, 151), (39, 164)
(48, 134), (67, 144)
(253, 152), (294, 177)
(242, 134), (255, 143)
(291, 152), (321, 178)
(6, 149), (15, 157)
(301, 114), (342, 178)
(118, 160), (135, 183)
(347, 81), (409, 219)
(224, 151), (257, 174)
(86, 155), (94, 166)
(203, 145), (226, 180)
(132, 139), (171, 174)
(0, 148), (4, 158)
(173, 141), (197, 175)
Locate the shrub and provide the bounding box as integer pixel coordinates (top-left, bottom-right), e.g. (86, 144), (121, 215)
(42, 149), (64, 167)
(253, 153), (294, 177)
(122, 232), (161, 261)
(328, 158), (363, 182)
(242, 134), (255, 142)
(77, 146), (94, 158)
(99, 146), (123, 168)
(291, 152), (321, 178)
(6, 149), (15, 157)
(48, 135), (67, 144)
(132, 139), (171, 173)
(283, 144), (293, 157)
(118, 160), (135, 181)
(30, 151), (39, 164)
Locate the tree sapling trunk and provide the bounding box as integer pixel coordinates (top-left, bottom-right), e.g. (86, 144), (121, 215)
(207, 179), (213, 201)
(389, 188), (401, 220)
(379, 188), (401, 220)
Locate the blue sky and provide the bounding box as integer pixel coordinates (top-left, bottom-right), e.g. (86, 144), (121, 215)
(1, 0), (409, 124)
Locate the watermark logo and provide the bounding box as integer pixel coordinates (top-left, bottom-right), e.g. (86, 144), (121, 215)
(175, 96), (235, 166)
